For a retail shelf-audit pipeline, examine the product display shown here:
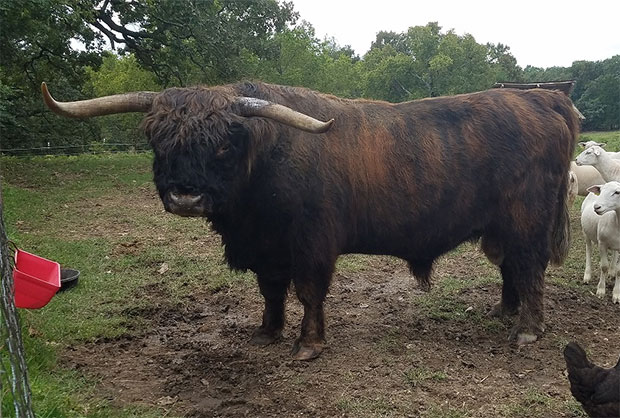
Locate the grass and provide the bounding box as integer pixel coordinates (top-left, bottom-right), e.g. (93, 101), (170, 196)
(1, 153), (195, 417)
(412, 274), (502, 327)
(501, 387), (587, 418)
(577, 130), (620, 152)
(403, 366), (447, 387)
(336, 396), (394, 417)
(1, 132), (617, 417)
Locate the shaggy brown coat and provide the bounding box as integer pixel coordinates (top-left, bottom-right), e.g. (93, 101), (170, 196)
(142, 82), (579, 359)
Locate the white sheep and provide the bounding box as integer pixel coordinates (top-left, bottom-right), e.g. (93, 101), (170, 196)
(580, 181), (620, 303)
(575, 145), (620, 182)
(579, 140), (620, 159)
(570, 162), (604, 196)
(567, 171), (578, 207)
(572, 143), (620, 196)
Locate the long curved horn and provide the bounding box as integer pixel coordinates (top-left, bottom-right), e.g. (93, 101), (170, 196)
(235, 97), (334, 134)
(41, 82), (157, 118)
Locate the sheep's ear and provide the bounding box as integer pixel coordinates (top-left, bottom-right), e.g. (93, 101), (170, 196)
(596, 142), (606, 148)
(578, 142), (587, 148)
(587, 185), (602, 195)
(594, 148), (601, 156)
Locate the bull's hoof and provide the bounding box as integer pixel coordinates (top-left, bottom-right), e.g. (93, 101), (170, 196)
(488, 302), (518, 318)
(291, 339), (324, 361)
(515, 332), (538, 345)
(509, 326), (541, 345)
(250, 327), (282, 346)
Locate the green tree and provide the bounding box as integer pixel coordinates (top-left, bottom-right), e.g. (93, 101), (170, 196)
(487, 43), (522, 82)
(88, 0), (298, 86)
(577, 73), (620, 131)
(364, 22), (509, 101)
(0, 0), (104, 151)
(86, 53), (160, 149)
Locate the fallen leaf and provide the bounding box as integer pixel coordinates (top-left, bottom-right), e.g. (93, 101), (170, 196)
(157, 396), (177, 406)
(158, 262), (169, 275)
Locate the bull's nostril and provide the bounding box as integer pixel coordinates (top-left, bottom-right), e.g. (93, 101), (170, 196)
(169, 191), (180, 204)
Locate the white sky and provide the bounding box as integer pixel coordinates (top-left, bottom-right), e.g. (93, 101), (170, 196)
(290, 0), (620, 69)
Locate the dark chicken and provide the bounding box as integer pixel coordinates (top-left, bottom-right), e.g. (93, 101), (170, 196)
(564, 341), (620, 417)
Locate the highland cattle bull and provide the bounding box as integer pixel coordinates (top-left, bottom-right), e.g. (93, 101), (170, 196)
(42, 81), (579, 360)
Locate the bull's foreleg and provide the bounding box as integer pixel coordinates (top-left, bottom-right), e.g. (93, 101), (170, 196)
(251, 272), (290, 346)
(500, 248), (546, 345)
(291, 266), (332, 361)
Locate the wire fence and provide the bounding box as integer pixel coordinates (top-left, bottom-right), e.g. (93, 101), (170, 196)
(0, 188), (35, 418)
(0, 142), (151, 157)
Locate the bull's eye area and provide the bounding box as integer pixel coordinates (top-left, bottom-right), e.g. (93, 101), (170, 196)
(216, 143), (231, 158)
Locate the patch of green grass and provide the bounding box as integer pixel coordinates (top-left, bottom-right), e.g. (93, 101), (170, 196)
(336, 254), (371, 274)
(2, 330), (175, 418)
(336, 396), (394, 417)
(413, 276), (499, 323)
(578, 131), (620, 152)
(501, 387), (584, 418)
(0, 153), (181, 417)
(403, 366), (447, 387)
(376, 328), (406, 354)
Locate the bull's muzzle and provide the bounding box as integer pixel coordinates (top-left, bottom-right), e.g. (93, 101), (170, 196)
(166, 191), (209, 217)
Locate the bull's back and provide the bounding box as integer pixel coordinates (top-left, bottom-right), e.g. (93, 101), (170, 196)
(316, 88), (577, 257)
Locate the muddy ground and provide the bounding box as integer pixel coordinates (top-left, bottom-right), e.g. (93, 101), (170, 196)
(58, 188), (620, 418)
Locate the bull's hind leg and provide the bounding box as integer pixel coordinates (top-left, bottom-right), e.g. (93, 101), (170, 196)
(408, 260), (434, 292)
(500, 244), (546, 345)
(251, 271), (291, 346)
(291, 263), (334, 361)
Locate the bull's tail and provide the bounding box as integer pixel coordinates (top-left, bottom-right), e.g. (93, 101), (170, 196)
(550, 184), (570, 266)
(550, 99), (581, 266)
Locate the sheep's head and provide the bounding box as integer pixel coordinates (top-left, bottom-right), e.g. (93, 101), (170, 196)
(575, 145), (605, 166)
(578, 140), (605, 149)
(587, 181), (620, 215)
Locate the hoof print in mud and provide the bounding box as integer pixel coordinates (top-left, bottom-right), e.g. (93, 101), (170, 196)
(250, 328), (282, 346)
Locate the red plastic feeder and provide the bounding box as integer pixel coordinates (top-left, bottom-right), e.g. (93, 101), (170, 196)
(13, 249), (61, 309)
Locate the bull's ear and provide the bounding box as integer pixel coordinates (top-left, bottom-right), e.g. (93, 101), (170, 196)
(587, 185), (602, 195)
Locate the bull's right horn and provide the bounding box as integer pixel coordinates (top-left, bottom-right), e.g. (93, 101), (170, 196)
(236, 97), (334, 134)
(41, 82), (157, 118)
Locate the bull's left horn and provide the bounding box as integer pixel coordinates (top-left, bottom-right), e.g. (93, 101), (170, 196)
(236, 97), (334, 134)
(41, 82), (157, 118)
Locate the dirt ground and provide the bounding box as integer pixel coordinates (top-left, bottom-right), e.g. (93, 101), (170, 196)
(59, 189), (620, 418)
